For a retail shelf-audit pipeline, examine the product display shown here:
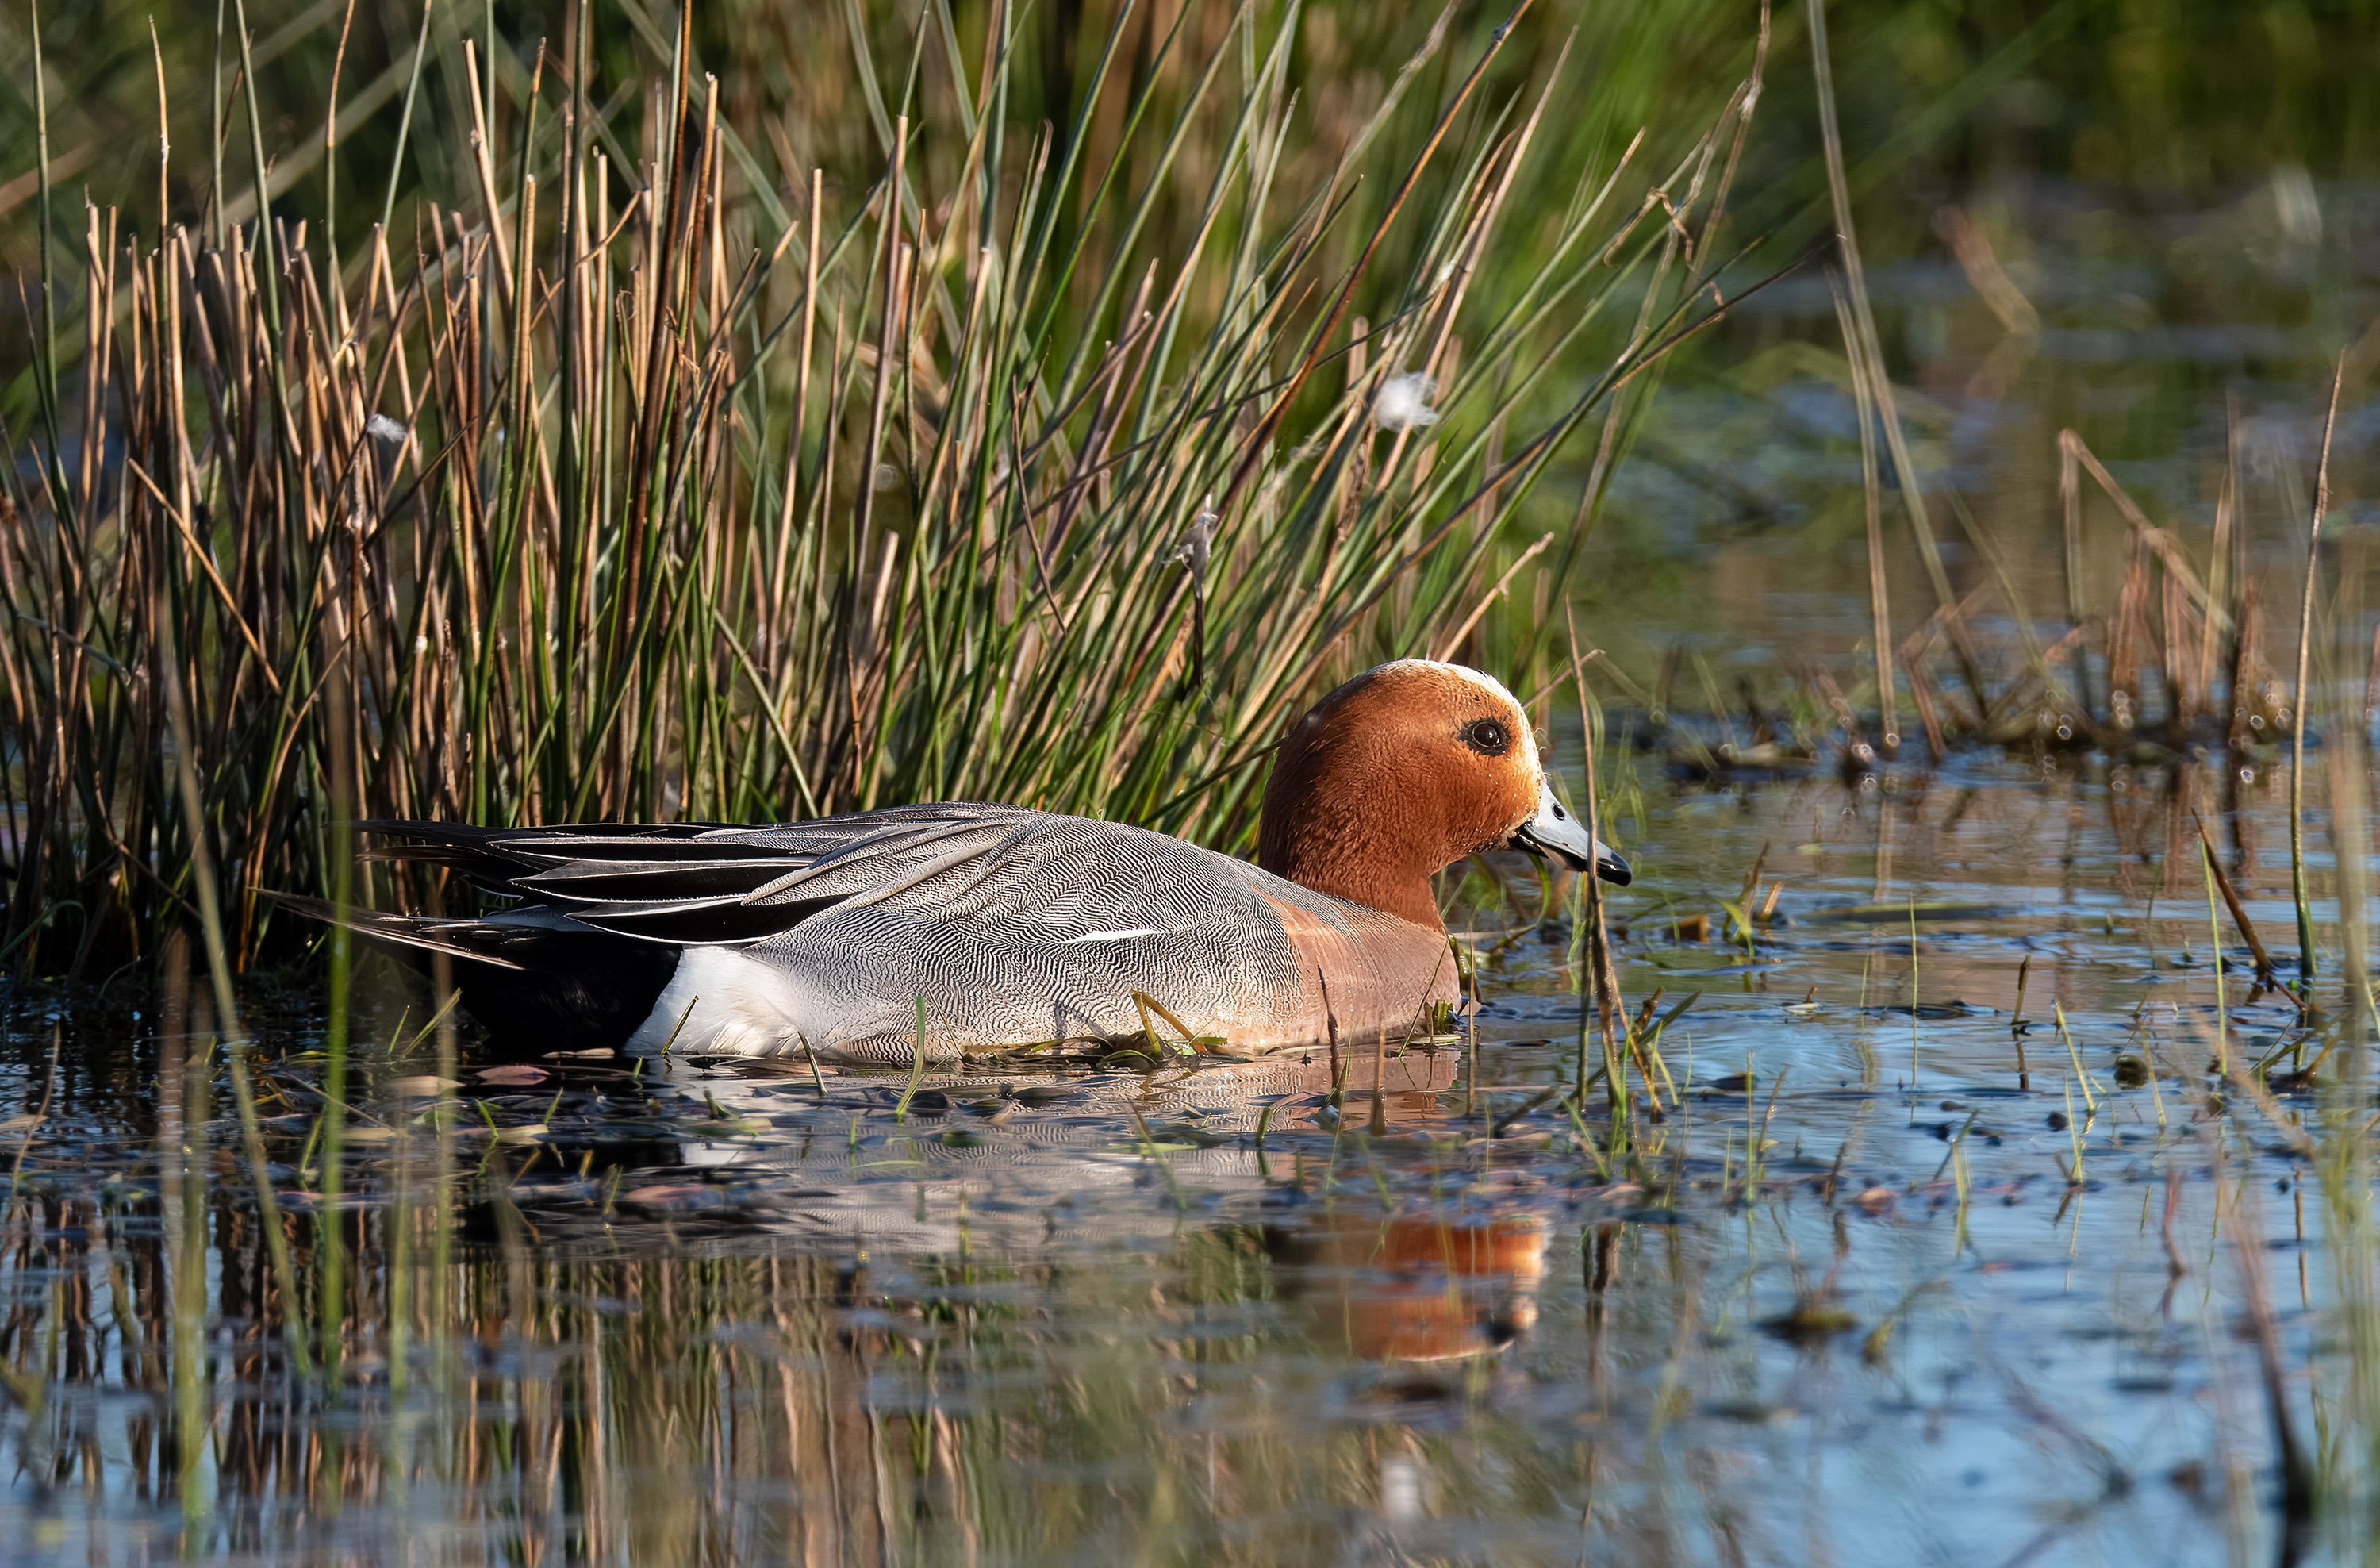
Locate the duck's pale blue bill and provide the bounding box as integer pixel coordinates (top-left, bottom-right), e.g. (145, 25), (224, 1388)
(1514, 781), (1633, 886)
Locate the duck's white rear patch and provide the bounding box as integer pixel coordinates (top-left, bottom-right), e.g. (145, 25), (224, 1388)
(625, 947), (810, 1056)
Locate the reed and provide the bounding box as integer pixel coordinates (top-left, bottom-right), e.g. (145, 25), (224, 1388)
(2317, 711), (2380, 1537)
(0, 0), (1757, 978)
(2288, 355), (2346, 989)
(2202, 837), (2230, 1078)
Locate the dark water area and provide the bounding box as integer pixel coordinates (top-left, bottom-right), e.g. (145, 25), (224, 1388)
(2, 736), (2368, 1566)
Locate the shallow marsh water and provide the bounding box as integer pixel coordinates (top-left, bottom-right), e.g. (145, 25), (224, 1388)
(1, 740), (2367, 1568)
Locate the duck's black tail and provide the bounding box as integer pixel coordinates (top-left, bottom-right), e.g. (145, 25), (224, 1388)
(264, 892), (680, 1047)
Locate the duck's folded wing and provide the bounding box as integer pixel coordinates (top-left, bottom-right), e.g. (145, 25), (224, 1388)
(357, 805), (1047, 945)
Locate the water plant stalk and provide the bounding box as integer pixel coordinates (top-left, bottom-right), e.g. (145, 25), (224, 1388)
(2290, 354), (2345, 986)
(2202, 838), (2230, 1078)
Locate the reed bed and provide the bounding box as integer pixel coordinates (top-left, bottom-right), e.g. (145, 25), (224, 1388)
(0, 1), (1764, 978)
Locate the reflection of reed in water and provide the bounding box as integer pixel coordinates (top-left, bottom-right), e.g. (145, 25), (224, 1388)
(1269, 1213), (1547, 1362)
(0, 1183), (1569, 1563)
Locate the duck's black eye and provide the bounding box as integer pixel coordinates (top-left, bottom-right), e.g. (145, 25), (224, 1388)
(1462, 718), (1511, 757)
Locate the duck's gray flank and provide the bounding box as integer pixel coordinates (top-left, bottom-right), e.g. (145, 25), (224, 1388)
(283, 661), (1633, 1061)
(322, 805), (1460, 1063)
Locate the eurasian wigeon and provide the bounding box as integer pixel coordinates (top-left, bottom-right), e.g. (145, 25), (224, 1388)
(305, 659), (1630, 1061)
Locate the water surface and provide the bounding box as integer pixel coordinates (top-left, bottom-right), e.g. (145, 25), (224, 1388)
(1, 741), (2359, 1566)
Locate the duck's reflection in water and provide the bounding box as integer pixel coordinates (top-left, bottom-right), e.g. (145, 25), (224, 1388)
(1269, 1213), (1547, 1361)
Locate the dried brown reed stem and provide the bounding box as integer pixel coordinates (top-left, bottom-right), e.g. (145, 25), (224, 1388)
(2229, 581), (2266, 756)
(2202, 398), (2240, 719)
(2056, 429), (2237, 739)
(2191, 816), (2278, 988)
(2010, 953), (2030, 1088)
(2058, 429), (2095, 722)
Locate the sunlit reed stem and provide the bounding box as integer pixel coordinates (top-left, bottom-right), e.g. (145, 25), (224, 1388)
(320, 674), (355, 1385)
(1569, 611), (1626, 1140)
(1951, 1134), (1971, 1255)
(1571, 870), (1591, 1102)
(2290, 353), (2345, 986)
(322, 0), (356, 270)
(2202, 839), (2229, 1078)
(2319, 713), (2380, 1506)
(2055, 1002), (2097, 1114)
(378, 0), (435, 236)
(1907, 894), (1920, 1089)
(434, 959), (455, 1394)
(1828, 267), (1896, 751)
(895, 997), (929, 1123)
(176, 1027), (211, 1537)
(2061, 1078), (2083, 1182)
(388, 1092), (409, 1413)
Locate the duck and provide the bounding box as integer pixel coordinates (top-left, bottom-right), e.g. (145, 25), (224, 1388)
(294, 659), (1631, 1062)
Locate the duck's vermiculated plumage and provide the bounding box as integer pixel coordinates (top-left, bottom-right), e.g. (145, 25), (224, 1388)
(295, 659), (1630, 1060)
(337, 804), (1457, 1061)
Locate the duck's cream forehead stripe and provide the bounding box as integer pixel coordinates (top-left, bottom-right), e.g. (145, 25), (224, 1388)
(1361, 658), (1524, 708)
